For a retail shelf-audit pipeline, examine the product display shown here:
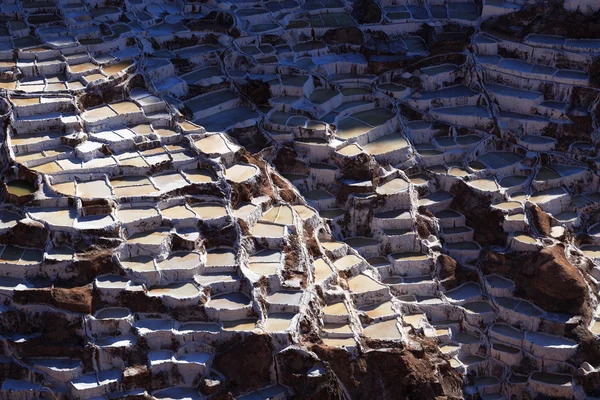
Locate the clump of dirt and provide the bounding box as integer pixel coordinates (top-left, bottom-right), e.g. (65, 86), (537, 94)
(240, 79), (271, 105)
(309, 338), (463, 400)
(276, 347), (343, 400)
(449, 180), (506, 247)
(14, 284), (93, 313)
(322, 27), (364, 46)
(483, 3), (600, 40)
(213, 333), (274, 395)
(351, 0), (382, 24)
(528, 204), (552, 236)
(482, 245), (589, 315)
(437, 254), (481, 290)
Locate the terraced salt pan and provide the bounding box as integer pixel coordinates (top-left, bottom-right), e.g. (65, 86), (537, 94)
(205, 248), (237, 269)
(118, 207), (159, 223)
(121, 256), (155, 273)
(128, 228), (170, 245)
(333, 254), (362, 271)
(363, 319), (402, 340)
(264, 313), (295, 332)
(183, 168), (216, 184)
(224, 164), (259, 183)
(261, 205), (294, 225)
(208, 292), (251, 310)
(190, 203), (228, 219)
(194, 134), (237, 155)
(148, 282), (200, 299)
(376, 178), (409, 194)
(161, 205), (196, 220)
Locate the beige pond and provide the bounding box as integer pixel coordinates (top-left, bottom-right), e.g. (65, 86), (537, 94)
(449, 358), (461, 368)
(129, 123), (153, 135)
(224, 164), (259, 183)
(313, 258), (332, 283)
(154, 128), (178, 138)
(448, 166), (469, 177)
(323, 323), (353, 335)
(403, 313), (426, 327)
(440, 343), (460, 355)
(493, 201), (522, 211)
(362, 133), (408, 155)
(148, 282), (199, 299)
(127, 227), (170, 245)
(205, 248), (236, 267)
(321, 337), (356, 347)
(293, 205), (316, 220)
(96, 307), (130, 319)
(513, 232), (537, 244)
(12, 97), (39, 106)
(32, 161), (62, 174)
(591, 320), (600, 335)
(184, 168), (216, 184)
(96, 275), (129, 289)
(84, 73), (105, 83)
(77, 179), (112, 198)
(161, 205), (196, 219)
(337, 144), (362, 156)
(251, 222), (285, 237)
(261, 205), (294, 225)
(347, 274), (385, 293)
(121, 256), (155, 272)
(267, 291), (302, 306)
(361, 301), (395, 319)
(264, 313), (295, 333)
(179, 121), (201, 132)
(336, 118), (371, 140)
(102, 60), (133, 75)
(321, 241), (345, 251)
(194, 134), (233, 154)
(323, 302), (348, 317)
(118, 207), (159, 223)
(233, 203), (256, 219)
(510, 192), (527, 202)
(363, 319), (401, 340)
(195, 273), (237, 286)
(248, 261), (279, 276)
(114, 184), (156, 197)
(208, 292), (251, 309)
(190, 203), (228, 219)
(29, 208), (75, 227)
(468, 178), (498, 191)
(530, 188), (566, 204)
(83, 105), (117, 123)
(376, 178), (409, 195)
(506, 213), (524, 221)
(110, 101), (141, 115)
(581, 245), (600, 258)
(222, 319), (257, 331)
(158, 252), (201, 271)
(118, 157), (149, 169)
(390, 252), (427, 261)
(70, 62), (96, 73)
(434, 326), (450, 336)
(152, 172), (189, 192)
(52, 181), (76, 196)
(75, 214), (115, 230)
(333, 254), (362, 271)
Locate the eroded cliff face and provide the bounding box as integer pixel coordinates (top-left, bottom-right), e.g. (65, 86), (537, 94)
(1, 0), (600, 399)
